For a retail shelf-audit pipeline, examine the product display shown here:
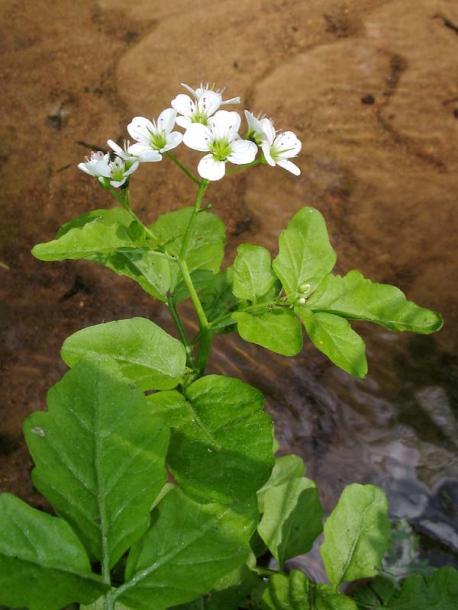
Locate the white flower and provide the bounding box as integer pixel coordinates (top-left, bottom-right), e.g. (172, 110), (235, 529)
(78, 151), (112, 179)
(183, 110), (257, 181)
(172, 83), (241, 129)
(127, 108), (183, 161)
(106, 157), (139, 188)
(107, 139), (139, 163)
(260, 121), (302, 176)
(244, 110), (272, 145)
(77, 150), (138, 188)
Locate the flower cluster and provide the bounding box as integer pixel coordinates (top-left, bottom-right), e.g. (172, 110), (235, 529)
(78, 83), (302, 184)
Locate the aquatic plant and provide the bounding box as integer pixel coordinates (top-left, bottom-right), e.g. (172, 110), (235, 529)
(1, 83), (455, 609)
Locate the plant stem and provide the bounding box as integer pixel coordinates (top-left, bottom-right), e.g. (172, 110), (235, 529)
(166, 151), (201, 184)
(225, 158), (263, 175)
(167, 295), (196, 369)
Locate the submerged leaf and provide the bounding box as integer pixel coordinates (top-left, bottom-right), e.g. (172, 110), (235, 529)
(24, 356), (170, 569)
(0, 494), (107, 610)
(61, 317), (186, 390)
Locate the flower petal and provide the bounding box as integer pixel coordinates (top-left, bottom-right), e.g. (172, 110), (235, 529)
(157, 107), (177, 134)
(210, 110), (241, 142)
(171, 94), (194, 119)
(127, 143), (162, 162)
(127, 117), (154, 143)
(273, 131), (302, 158)
(183, 123), (212, 152)
(227, 140), (257, 165)
(277, 159), (301, 175)
(197, 155), (226, 181)
(261, 142), (276, 167)
(162, 131), (183, 152)
(197, 90), (222, 118)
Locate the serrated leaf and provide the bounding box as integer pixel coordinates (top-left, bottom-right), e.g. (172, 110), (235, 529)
(307, 270), (443, 334)
(0, 494), (107, 610)
(258, 476), (323, 569)
(272, 207), (336, 297)
(147, 377), (275, 504)
(24, 356), (170, 569)
(233, 244), (277, 302)
(262, 572), (357, 610)
(117, 487), (256, 610)
(387, 567), (458, 609)
(320, 484), (391, 587)
(297, 309), (367, 377)
(61, 317), (186, 391)
(233, 311), (303, 356)
(150, 207), (226, 274)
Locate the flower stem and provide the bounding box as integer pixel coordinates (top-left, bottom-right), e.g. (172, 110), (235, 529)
(165, 152), (201, 185)
(225, 158), (263, 175)
(167, 295), (196, 369)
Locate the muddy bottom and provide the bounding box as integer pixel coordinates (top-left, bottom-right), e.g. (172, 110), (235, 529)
(1, 0), (458, 571)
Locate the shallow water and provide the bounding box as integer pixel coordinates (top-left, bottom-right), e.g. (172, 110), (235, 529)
(1, 0), (457, 571)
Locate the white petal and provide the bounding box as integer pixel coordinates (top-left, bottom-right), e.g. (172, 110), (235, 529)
(221, 96), (241, 105)
(127, 117), (154, 143)
(261, 142), (276, 167)
(110, 178), (127, 188)
(273, 131), (302, 158)
(180, 83), (197, 98)
(171, 94), (195, 118)
(94, 160), (112, 177)
(157, 107), (177, 134)
(77, 162), (94, 175)
(127, 143), (162, 162)
(210, 110), (241, 142)
(197, 90), (222, 118)
(277, 159), (301, 175)
(175, 115), (192, 129)
(107, 139), (123, 155)
(260, 118), (275, 145)
(124, 160), (139, 176)
(183, 123), (212, 152)
(162, 131), (183, 152)
(227, 140), (257, 165)
(197, 155), (226, 181)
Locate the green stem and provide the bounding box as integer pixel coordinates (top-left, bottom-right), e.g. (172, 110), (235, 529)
(166, 152), (201, 185)
(208, 298), (287, 331)
(167, 296), (196, 369)
(109, 186), (158, 242)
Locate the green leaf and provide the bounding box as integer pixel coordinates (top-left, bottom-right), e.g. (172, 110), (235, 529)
(320, 484), (391, 587)
(258, 454), (306, 511)
(233, 310), (303, 356)
(307, 270), (443, 334)
(233, 244), (278, 302)
(24, 356), (170, 569)
(32, 208), (145, 261)
(262, 571), (358, 610)
(386, 567), (458, 609)
(61, 317), (186, 391)
(147, 376), (275, 504)
(272, 207), (336, 297)
(258, 476), (323, 569)
(0, 494), (107, 610)
(296, 309), (367, 377)
(150, 207), (226, 274)
(199, 267), (238, 329)
(117, 487), (256, 610)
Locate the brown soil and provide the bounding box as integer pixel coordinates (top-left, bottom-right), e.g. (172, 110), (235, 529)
(1, 0), (457, 552)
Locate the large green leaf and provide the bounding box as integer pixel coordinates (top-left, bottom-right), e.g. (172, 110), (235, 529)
(150, 207), (226, 274)
(233, 244), (278, 302)
(199, 267), (238, 330)
(272, 207), (336, 298)
(147, 376), (275, 504)
(320, 484), (390, 587)
(257, 475), (323, 570)
(307, 270), (443, 333)
(258, 454), (306, 511)
(0, 494), (107, 610)
(24, 356), (170, 569)
(61, 317), (186, 391)
(32, 208), (146, 261)
(297, 309), (367, 377)
(233, 310), (303, 356)
(117, 487), (256, 610)
(386, 567), (458, 609)
(261, 571), (357, 610)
